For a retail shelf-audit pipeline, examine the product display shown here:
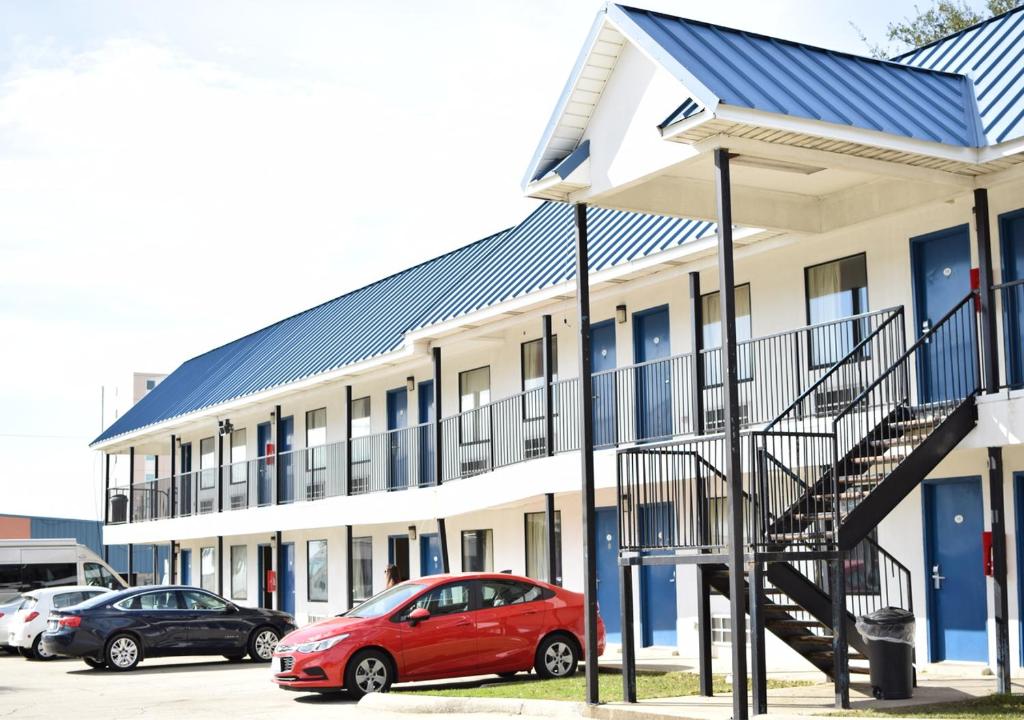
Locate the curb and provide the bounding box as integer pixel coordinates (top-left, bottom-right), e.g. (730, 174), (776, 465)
(358, 692), (585, 717)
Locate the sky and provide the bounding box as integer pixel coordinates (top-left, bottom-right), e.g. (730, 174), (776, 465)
(0, 0), (943, 520)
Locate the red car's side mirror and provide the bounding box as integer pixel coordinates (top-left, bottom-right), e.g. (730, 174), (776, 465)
(408, 607), (430, 626)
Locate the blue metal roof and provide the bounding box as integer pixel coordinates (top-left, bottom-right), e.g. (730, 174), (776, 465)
(93, 203), (713, 446)
(894, 5), (1024, 145)
(612, 4), (984, 147)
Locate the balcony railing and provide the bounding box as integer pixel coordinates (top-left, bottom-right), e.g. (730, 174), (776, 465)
(107, 306), (910, 525)
(996, 278), (1024, 389)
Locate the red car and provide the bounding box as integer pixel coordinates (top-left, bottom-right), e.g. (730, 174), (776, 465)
(271, 572), (605, 697)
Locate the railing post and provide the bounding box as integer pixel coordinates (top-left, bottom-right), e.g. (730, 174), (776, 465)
(696, 564), (713, 696)
(345, 386), (353, 495)
(217, 428), (224, 513)
(543, 314), (555, 456)
(689, 271), (705, 435)
(619, 562), (637, 703)
(545, 492), (558, 585)
(344, 525), (353, 610)
(170, 436), (176, 519)
(103, 453), (111, 529)
(831, 553), (850, 709)
(749, 561), (767, 715)
(974, 188), (999, 392)
(574, 202), (600, 706)
(433, 347), (443, 486)
(154, 455), (160, 520)
(714, 148), (748, 720)
(273, 406), (281, 505)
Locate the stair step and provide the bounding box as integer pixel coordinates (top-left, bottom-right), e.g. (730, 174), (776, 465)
(763, 604), (803, 613)
(873, 434), (929, 448)
(814, 489), (871, 503)
(788, 634), (834, 645)
(790, 513), (837, 522)
(850, 665), (871, 675)
(837, 473), (885, 487)
(768, 619), (826, 628)
(769, 531), (834, 542)
(852, 452), (909, 465)
(890, 417), (940, 431)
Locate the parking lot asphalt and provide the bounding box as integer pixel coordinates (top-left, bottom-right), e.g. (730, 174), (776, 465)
(0, 652), (502, 719)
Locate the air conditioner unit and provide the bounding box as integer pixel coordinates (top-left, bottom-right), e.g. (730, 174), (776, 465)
(460, 458), (489, 476)
(704, 404), (750, 433)
(524, 437), (546, 458)
(814, 386), (861, 416)
(199, 499), (215, 514)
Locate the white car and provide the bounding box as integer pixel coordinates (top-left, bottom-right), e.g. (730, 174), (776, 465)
(0, 597), (23, 654)
(8, 586), (112, 660)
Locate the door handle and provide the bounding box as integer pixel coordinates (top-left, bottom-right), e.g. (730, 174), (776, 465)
(931, 564), (945, 590)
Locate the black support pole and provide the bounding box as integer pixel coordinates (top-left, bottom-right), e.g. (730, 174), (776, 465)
(169, 542), (176, 585)
(988, 447), (1011, 693)
(542, 314), (555, 456)
(689, 271), (705, 436)
(832, 554), (850, 708)
(574, 202), (599, 706)
(152, 544), (158, 585)
(127, 543), (133, 585)
(545, 492), (558, 585)
(103, 453), (111, 528)
(345, 386), (353, 495)
(217, 431), (224, 513)
(273, 406), (281, 506)
(433, 347), (443, 487)
(619, 563), (637, 703)
(714, 148), (747, 720)
(169, 435), (176, 519)
(127, 446), (135, 524)
(749, 562), (767, 714)
(696, 565), (713, 696)
(275, 530), (284, 611)
(974, 188), (999, 392)
(437, 518), (450, 573)
(217, 535), (224, 597)
(345, 525), (354, 610)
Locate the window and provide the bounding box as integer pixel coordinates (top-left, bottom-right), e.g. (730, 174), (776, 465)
(199, 437), (216, 490)
(145, 379), (156, 390)
(404, 581), (472, 618)
(306, 408), (327, 446)
(305, 408), (327, 498)
(702, 284), (753, 385)
(181, 590), (228, 610)
(21, 563), (77, 591)
(351, 398), (371, 438)
(230, 428), (247, 485)
(53, 591), (85, 609)
(350, 399), (371, 492)
(479, 579), (544, 608)
(117, 591), (181, 611)
(144, 455), (156, 482)
(349, 582), (425, 619)
(230, 546), (247, 600)
(84, 562), (122, 590)
(461, 529), (493, 572)
(522, 338), (558, 422)
(459, 367), (491, 444)
(307, 539), (328, 602)
(352, 536), (373, 603)
(200, 547), (216, 591)
(805, 254), (869, 368)
(525, 511), (561, 585)
(711, 615), (750, 644)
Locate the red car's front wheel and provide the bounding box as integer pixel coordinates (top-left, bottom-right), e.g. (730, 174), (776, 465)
(535, 635), (579, 679)
(346, 649), (394, 699)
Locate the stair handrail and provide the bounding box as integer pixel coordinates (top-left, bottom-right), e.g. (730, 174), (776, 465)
(860, 535), (913, 613)
(765, 306), (905, 431)
(834, 289), (980, 424)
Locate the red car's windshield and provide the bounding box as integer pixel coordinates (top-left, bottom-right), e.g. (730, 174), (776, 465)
(346, 582), (426, 619)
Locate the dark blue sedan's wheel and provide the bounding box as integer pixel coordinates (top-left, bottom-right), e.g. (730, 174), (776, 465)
(248, 627), (280, 662)
(105, 634), (141, 671)
(345, 649), (393, 699)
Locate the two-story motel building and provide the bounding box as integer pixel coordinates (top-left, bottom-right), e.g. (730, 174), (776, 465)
(95, 2), (1024, 697)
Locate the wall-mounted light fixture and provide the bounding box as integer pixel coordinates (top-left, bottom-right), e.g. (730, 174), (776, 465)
(406, 376), (416, 392)
(408, 525), (417, 540)
(218, 419), (234, 436)
(616, 304), (627, 324)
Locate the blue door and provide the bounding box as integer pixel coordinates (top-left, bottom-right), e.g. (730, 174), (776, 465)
(281, 542), (296, 617)
(633, 306), (672, 441)
(180, 549), (192, 586)
(910, 226), (975, 404)
(278, 416), (294, 503)
(923, 477), (987, 662)
(418, 381), (435, 486)
(595, 506), (621, 643)
(387, 387), (409, 490)
(999, 209), (1024, 388)
(257, 422), (272, 505)
(592, 320), (617, 448)
(639, 502), (677, 646)
(419, 533), (443, 576)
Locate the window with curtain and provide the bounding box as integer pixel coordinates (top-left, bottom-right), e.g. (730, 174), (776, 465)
(702, 284), (753, 385)
(461, 529), (493, 572)
(305, 408), (327, 497)
(350, 398), (371, 437)
(144, 455), (156, 482)
(350, 398), (371, 492)
(352, 536), (373, 602)
(230, 428), (247, 484)
(200, 546), (216, 591)
(199, 437), (216, 490)
(459, 367), (491, 445)
(525, 511), (561, 585)
(230, 545), (247, 600)
(522, 338), (558, 422)
(805, 254), (869, 367)
(307, 539), (328, 602)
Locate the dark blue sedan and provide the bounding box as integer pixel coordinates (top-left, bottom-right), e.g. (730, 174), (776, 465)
(41, 585), (296, 671)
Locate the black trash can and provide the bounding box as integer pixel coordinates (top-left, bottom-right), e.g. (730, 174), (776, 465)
(856, 607), (915, 700)
(109, 493), (128, 524)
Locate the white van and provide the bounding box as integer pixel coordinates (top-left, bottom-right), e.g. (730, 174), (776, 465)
(0, 539), (127, 604)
